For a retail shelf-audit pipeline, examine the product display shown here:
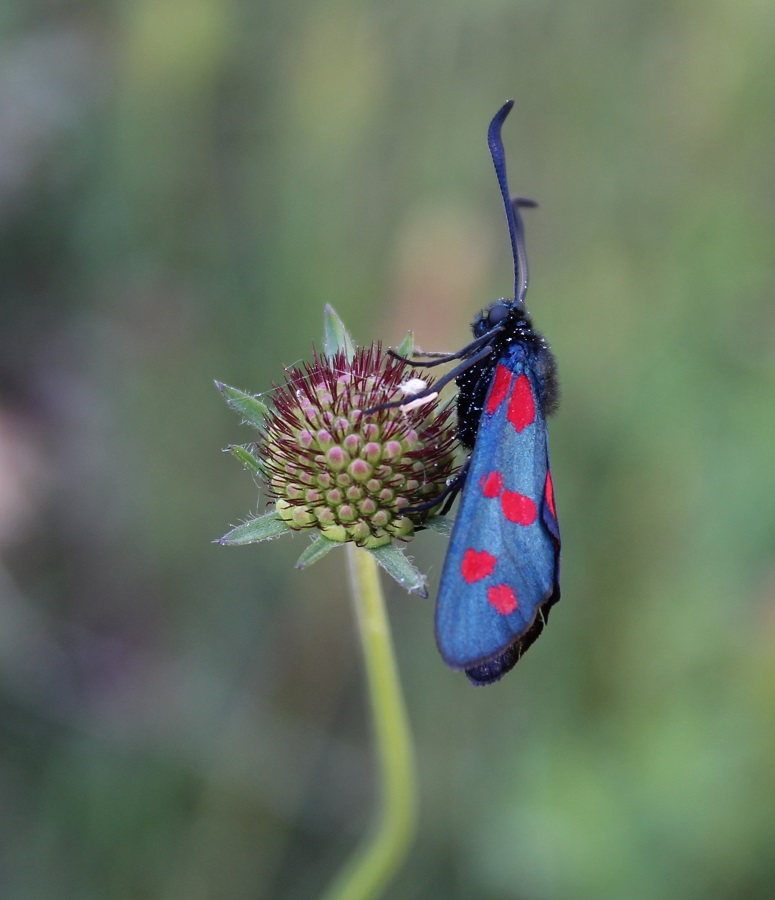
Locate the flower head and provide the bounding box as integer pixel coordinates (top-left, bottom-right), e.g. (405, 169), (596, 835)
(260, 343), (456, 548)
(217, 309), (459, 592)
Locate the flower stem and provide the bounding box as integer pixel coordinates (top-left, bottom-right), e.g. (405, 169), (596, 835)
(323, 544), (418, 900)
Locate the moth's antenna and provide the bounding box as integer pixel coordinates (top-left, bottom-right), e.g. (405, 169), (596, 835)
(511, 197), (537, 308)
(487, 101), (532, 307)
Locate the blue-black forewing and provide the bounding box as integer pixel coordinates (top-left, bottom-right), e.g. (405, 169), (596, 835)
(435, 344), (560, 682)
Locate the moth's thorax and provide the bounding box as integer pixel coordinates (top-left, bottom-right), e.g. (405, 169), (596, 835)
(455, 299), (559, 451)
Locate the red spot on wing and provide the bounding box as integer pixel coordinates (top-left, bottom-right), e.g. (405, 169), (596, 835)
(461, 549), (497, 584)
(545, 471), (556, 517)
(507, 374), (535, 432)
(487, 584), (519, 615)
(481, 471), (504, 498)
(501, 490), (537, 525)
(486, 365), (512, 414)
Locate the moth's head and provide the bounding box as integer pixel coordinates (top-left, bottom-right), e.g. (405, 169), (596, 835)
(472, 298), (530, 339)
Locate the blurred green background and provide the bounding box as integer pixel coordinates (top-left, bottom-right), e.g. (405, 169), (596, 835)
(2, 0), (774, 897)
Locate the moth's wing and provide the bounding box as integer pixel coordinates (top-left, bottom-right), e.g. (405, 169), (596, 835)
(435, 355), (561, 683)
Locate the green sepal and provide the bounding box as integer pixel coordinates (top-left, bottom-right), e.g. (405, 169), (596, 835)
(219, 511), (291, 545)
(423, 514), (454, 536)
(394, 331), (415, 359)
(215, 382), (269, 430)
(368, 543), (428, 598)
(323, 304), (356, 362)
(226, 444), (266, 479)
(295, 534), (341, 569)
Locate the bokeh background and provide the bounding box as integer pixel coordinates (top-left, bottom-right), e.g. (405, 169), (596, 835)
(2, 1), (775, 897)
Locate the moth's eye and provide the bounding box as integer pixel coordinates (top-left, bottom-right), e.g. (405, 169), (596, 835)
(487, 303), (510, 328)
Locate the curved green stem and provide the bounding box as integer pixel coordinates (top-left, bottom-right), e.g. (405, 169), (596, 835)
(323, 544), (418, 900)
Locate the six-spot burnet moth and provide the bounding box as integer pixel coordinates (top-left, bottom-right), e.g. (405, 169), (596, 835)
(378, 100), (561, 685)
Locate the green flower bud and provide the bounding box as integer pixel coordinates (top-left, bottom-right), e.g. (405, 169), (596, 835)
(257, 344), (457, 549)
